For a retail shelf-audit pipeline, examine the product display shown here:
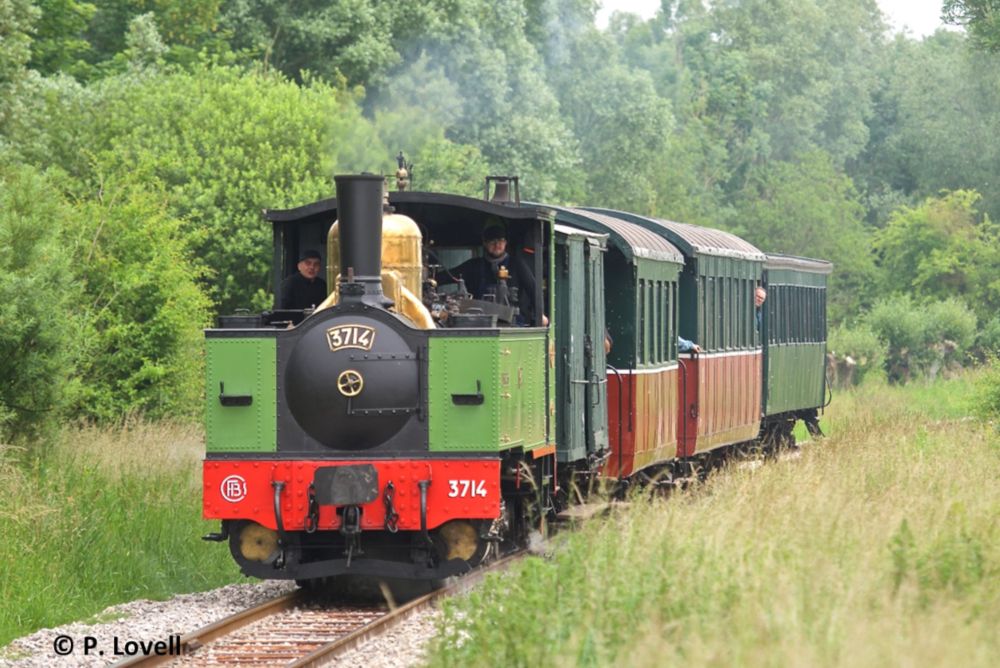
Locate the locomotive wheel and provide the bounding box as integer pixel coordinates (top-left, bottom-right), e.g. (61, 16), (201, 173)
(231, 520), (280, 564)
(433, 520), (489, 564)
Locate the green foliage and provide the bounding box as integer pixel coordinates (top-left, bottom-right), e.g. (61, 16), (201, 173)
(828, 324), (886, 385)
(8, 66), (376, 312)
(27, 0), (229, 79)
(378, 128), (490, 197)
(973, 355), (1000, 423)
(0, 423), (239, 645)
(27, 0), (97, 77)
(977, 317), (1000, 356)
(875, 190), (1000, 323)
(371, 0), (582, 201)
(863, 295), (977, 383)
(706, 0), (884, 167)
(61, 174), (212, 420)
(860, 35), (1000, 224)
(0, 0), (39, 131)
(219, 0), (398, 86)
(736, 151), (877, 322)
(428, 376), (1000, 666)
(0, 164), (76, 442)
(944, 0), (1000, 52)
(543, 26), (675, 210)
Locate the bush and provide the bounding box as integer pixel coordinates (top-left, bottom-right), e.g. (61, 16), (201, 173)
(0, 163), (76, 442)
(827, 324), (886, 386)
(62, 173), (212, 421)
(976, 317), (1000, 357)
(864, 295), (977, 383)
(974, 356), (1000, 425)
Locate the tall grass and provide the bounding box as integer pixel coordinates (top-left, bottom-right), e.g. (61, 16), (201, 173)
(428, 373), (1000, 667)
(0, 420), (239, 647)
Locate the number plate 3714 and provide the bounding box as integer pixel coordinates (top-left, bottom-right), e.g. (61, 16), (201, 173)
(326, 324), (376, 352)
(448, 480), (488, 498)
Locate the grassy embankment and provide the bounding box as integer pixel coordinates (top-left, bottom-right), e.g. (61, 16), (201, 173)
(428, 373), (1000, 667)
(0, 421), (240, 648)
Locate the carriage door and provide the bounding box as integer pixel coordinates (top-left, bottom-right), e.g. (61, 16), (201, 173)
(555, 233), (587, 463)
(583, 237), (609, 457)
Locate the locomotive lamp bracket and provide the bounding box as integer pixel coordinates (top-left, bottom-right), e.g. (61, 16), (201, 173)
(272, 480), (288, 569)
(418, 480), (434, 550)
(452, 380), (484, 405)
(202, 522), (229, 542)
(219, 382), (252, 406)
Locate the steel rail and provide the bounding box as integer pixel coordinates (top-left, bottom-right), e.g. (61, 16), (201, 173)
(111, 553), (522, 668)
(289, 553), (523, 667)
(112, 590), (301, 667)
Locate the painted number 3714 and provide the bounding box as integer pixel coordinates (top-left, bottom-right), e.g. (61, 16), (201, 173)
(448, 479), (488, 498)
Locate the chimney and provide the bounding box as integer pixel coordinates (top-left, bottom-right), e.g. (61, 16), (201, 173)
(334, 174), (391, 307)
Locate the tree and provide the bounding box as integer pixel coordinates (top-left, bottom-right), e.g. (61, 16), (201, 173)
(374, 0), (582, 201)
(874, 190), (1000, 323)
(27, 0), (227, 79)
(543, 26), (675, 211)
(27, 0), (97, 77)
(0, 0), (39, 133)
(61, 172), (213, 420)
(218, 0), (398, 86)
(0, 163), (76, 442)
(944, 0), (1000, 52)
(735, 150), (877, 323)
(855, 32), (1000, 224)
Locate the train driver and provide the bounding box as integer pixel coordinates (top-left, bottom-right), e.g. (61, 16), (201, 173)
(278, 249), (327, 310)
(440, 220), (545, 325)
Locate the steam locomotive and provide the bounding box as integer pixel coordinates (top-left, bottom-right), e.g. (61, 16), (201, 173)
(201, 173), (830, 583)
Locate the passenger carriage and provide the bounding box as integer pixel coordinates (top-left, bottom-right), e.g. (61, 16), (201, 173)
(761, 253), (833, 443)
(586, 209), (767, 456)
(546, 207), (685, 477)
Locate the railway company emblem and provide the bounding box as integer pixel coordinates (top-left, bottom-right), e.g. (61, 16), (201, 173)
(220, 475), (247, 503)
(326, 324), (376, 352)
(337, 369), (365, 397)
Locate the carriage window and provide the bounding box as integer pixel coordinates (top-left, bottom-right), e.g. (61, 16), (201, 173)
(744, 278), (750, 348)
(821, 290), (827, 341)
(727, 277), (735, 350)
(707, 276), (716, 351)
(638, 279), (646, 365)
(648, 280), (655, 362)
(671, 281), (678, 359)
(648, 281), (655, 363)
(719, 276), (733, 349)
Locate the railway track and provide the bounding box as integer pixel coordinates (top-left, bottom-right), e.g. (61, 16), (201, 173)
(111, 443), (809, 668)
(113, 554), (522, 668)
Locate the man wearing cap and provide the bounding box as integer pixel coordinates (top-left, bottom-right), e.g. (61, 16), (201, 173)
(440, 220), (539, 324)
(279, 249), (327, 310)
